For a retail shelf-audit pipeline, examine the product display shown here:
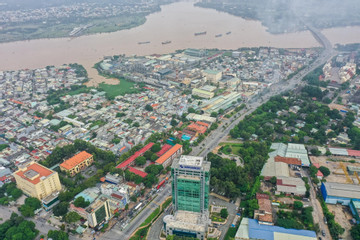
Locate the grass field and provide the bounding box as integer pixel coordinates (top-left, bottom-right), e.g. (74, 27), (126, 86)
(219, 142), (243, 155)
(98, 78), (140, 98)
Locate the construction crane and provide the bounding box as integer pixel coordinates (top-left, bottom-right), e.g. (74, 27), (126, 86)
(340, 162), (353, 184)
(354, 172), (360, 184)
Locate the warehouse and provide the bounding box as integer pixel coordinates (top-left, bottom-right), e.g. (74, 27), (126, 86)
(321, 182), (360, 205)
(269, 143), (310, 167)
(235, 218), (317, 240)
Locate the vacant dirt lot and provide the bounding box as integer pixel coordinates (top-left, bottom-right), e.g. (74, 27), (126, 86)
(327, 204), (354, 240)
(310, 156), (360, 184)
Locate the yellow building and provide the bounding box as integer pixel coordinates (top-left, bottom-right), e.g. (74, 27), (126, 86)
(14, 162), (62, 200)
(60, 151), (93, 177)
(203, 69), (222, 83)
(192, 88), (214, 99)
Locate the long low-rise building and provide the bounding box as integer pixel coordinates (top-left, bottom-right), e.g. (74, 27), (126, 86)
(155, 144), (183, 168)
(192, 88), (214, 99)
(321, 182), (360, 205)
(235, 218), (317, 240)
(60, 151), (94, 177)
(276, 177), (306, 196)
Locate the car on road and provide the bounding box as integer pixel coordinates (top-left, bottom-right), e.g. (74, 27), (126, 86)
(321, 230), (326, 236)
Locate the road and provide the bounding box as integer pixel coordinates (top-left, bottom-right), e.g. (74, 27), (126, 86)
(103, 25), (335, 240)
(192, 25), (336, 158)
(101, 184), (171, 240)
(302, 169), (331, 239)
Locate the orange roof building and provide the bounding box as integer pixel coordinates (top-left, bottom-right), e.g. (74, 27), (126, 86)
(155, 144), (183, 168)
(186, 123), (207, 134)
(14, 162), (62, 200)
(60, 151), (94, 177)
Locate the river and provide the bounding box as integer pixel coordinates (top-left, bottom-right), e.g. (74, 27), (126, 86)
(0, 1), (359, 86)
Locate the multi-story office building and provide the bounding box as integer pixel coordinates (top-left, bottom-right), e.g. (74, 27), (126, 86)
(13, 162), (62, 200)
(164, 155), (211, 240)
(86, 196), (112, 229)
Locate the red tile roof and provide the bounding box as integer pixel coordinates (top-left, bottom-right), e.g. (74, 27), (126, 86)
(312, 163), (320, 168)
(275, 156), (301, 166)
(195, 121), (209, 128)
(15, 162), (53, 185)
(186, 123), (207, 134)
(116, 143), (154, 169)
(128, 167), (148, 178)
(60, 151), (93, 170)
(348, 150), (360, 157)
(155, 144), (182, 165)
(258, 198), (272, 213)
(156, 144), (172, 157)
(256, 193), (270, 200)
(259, 213), (273, 223)
(317, 170), (324, 177)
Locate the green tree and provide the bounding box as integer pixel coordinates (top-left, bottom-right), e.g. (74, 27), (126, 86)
(53, 202), (69, 217)
(309, 165), (318, 178)
(150, 153), (158, 162)
(220, 208), (228, 219)
(112, 138), (121, 144)
(135, 156), (146, 166)
(47, 230), (69, 240)
(64, 212), (81, 223)
(319, 166), (330, 177)
(170, 119), (178, 127)
(188, 107), (196, 113)
(19, 197), (41, 217)
(145, 104), (153, 111)
(151, 143), (161, 152)
(293, 201), (303, 210)
(210, 112), (218, 117)
(116, 112), (126, 118)
(74, 196), (90, 208)
(351, 224), (360, 240)
(10, 188), (22, 200)
(270, 176), (277, 185)
(133, 122), (140, 127)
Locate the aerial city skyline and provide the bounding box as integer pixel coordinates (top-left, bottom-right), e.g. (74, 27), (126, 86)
(0, 0), (360, 240)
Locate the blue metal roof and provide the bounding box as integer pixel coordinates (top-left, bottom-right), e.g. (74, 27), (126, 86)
(248, 218), (317, 240)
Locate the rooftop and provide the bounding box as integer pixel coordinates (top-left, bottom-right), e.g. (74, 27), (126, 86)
(163, 210), (208, 233)
(116, 142), (154, 169)
(128, 167), (147, 178)
(173, 155), (211, 171)
(155, 144), (182, 165)
(323, 182), (360, 199)
(235, 218), (317, 240)
(15, 162), (53, 185)
(60, 151), (93, 170)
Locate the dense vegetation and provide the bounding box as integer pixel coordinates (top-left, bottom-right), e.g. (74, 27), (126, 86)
(19, 197), (42, 217)
(0, 144), (9, 152)
(0, 212), (39, 240)
(208, 141), (269, 202)
(0, 183), (23, 205)
(229, 94), (354, 146)
(276, 207), (315, 230)
(318, 195), (345, 239)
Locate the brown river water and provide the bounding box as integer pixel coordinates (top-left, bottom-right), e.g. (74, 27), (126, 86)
(0, 1), (359, 86)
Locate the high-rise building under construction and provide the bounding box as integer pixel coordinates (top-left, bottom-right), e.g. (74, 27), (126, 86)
(164, 155), (211, 240)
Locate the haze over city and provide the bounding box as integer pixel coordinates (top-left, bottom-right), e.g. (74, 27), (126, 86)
(0, 1), (360, 240)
